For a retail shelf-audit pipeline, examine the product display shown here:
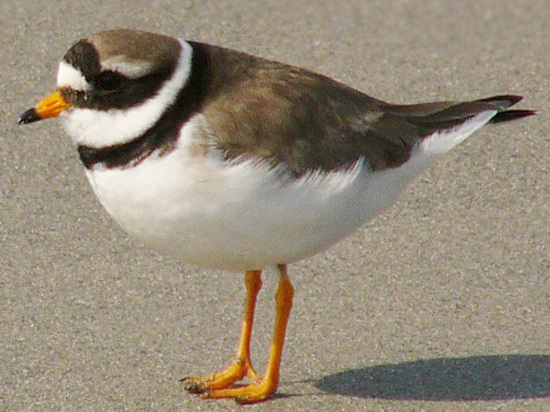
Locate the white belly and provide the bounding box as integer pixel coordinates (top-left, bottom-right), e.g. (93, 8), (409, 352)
(83, 112), (492, 271)
(84, 149), (427, 271)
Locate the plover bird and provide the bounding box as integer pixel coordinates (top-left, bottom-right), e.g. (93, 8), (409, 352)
(18, 29), (535, 403)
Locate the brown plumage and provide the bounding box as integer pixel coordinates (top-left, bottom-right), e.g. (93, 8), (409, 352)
(185, 42), (534, 175)
(17, 29), (535, 404)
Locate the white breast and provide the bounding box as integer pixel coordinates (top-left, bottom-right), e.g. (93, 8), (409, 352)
(83, 112), (495, 271)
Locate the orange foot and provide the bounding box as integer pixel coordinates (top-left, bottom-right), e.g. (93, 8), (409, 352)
(181, 356), (260, 393)
(182, 265), (294, 404)
(204, 377), (278, 404)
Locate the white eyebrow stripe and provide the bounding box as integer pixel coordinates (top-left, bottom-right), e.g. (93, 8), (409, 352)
(101, 57), (154, 79)
(63, 39), (193, 149)
(57, 61), (91, 91)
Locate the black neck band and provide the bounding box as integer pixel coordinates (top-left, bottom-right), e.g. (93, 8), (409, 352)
(78, 43), (209, 169)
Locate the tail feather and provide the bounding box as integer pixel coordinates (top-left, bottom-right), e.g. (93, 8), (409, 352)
(490, 109), (537, 124)
(401, 95), (535, 129)
(474, 95), (536, 124)
(411, 95), (534, 157)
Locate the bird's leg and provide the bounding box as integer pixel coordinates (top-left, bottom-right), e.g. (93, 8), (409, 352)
(204, 264), (294, 403)
(182, 270), (262, 392)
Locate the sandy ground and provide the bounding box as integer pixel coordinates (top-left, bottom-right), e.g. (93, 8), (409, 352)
(1, 0), (548, 410)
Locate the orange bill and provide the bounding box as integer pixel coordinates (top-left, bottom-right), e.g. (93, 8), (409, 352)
(18, 90), (70, 125)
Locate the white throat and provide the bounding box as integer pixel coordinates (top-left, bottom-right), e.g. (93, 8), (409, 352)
(58, 39), (193, 149)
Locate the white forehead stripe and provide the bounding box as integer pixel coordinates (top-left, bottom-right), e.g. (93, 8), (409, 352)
(101, 57), (154, 79)
(57, 60), (91, 91)
(62, 40), (193, 149)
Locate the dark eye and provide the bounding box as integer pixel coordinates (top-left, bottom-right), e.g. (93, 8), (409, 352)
(95, 71), (124, 92)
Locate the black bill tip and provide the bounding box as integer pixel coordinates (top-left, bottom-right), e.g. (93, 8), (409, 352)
(17, 108), (41, 125)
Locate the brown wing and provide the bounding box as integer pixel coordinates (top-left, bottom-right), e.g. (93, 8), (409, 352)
(193, 42), (533, 176)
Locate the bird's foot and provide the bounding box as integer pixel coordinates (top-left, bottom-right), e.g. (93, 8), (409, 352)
(202, 378), (278, 404)
(181, 357), (260, 394)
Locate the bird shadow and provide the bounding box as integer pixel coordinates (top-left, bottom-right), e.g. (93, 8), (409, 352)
(314, 354), (550, 401)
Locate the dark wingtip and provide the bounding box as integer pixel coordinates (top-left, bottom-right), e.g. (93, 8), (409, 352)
(476, 95), (536, 124)
(17, 108), (41, 125)
(490, 109), (537, 124)
(476, 95), (524, 108)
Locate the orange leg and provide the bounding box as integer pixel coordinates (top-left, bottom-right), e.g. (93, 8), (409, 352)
(182, 270), (262, 392)
(205, 264), (294, 403)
